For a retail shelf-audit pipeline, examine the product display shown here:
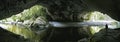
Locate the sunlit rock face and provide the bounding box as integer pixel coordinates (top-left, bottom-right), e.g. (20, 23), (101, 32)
(77, 11), (120, 42)
(79, 11), (119, 34)
(82, 0), (120, 21)
(0, 0), (38, 19)
(0, 5), (47, 42)
(0, 0), (120, 42)
(1, 0), (120, 21)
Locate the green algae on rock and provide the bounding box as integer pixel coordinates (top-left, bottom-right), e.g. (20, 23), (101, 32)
(0, 5), (47, 42)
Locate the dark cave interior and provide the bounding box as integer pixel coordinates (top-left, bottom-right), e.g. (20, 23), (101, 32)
(0, 0), (120, 42)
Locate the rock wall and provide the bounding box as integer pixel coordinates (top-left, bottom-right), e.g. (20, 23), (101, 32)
(1, 0), (120, 21)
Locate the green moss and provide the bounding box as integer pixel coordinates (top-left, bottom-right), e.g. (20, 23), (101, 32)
(0, 4), (47, 42)
(82, 11), (118, 35)
(1, 5), (47, 22)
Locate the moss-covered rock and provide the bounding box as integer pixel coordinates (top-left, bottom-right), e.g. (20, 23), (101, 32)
(80, 11), (119, 35)
(0, 4), (47, 42)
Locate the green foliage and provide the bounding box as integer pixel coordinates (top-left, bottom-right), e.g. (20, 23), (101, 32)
(82, 11), (118, 35)
(0, 5), (47, 42)
(1, 5), (47, 22)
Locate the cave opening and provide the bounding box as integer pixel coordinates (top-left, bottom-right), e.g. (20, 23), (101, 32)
(0, 0), (120, 42)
